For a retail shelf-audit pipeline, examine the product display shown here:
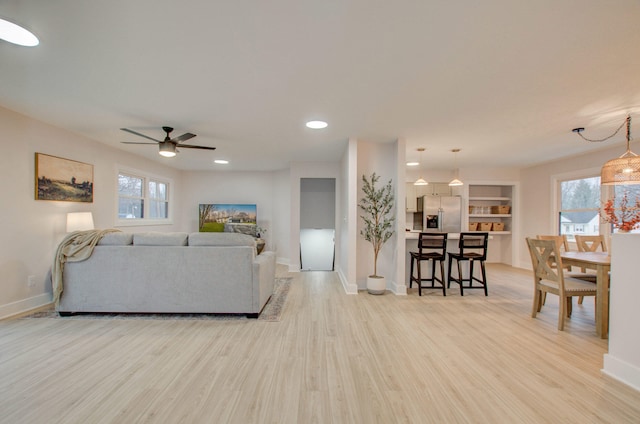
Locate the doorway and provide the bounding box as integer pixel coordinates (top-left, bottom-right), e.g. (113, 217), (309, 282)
(299, 178), (335, 271)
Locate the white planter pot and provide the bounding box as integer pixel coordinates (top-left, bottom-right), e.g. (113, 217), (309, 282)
(367, 276), (386, 295)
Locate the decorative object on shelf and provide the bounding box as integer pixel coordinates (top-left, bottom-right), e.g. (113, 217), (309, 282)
(35, 153), (94, 202)
(359, 173), (395, 294)
(255, 226), (267, 254)
(448, 148), (463, 186)
(66, 212), (94, 233)
(573, 114), (640, 185)
(255, 238), (266, 254)
(255, 226), (267, 238)
(601, 190), (640, 232)
(491, 205), (511, 214)
(414, 148), (428, 186)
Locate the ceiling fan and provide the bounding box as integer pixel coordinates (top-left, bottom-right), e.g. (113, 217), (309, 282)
(120, 126), (216, 157)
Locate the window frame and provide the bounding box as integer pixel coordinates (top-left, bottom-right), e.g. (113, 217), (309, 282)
(116, 166), (173, 227)
(552, 167), (611, 243)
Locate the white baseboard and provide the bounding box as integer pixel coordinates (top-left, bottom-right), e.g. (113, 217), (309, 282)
(0, 293), (52, 320)
(276, 257), (291, 268)
(337, 268), (358, 295)
(391, 280), (407, 295)
(603, 354), (640, 392)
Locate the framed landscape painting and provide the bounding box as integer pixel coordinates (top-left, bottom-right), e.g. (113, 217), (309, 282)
(199, 203), (257, 234)
(35, 153), (94, 202)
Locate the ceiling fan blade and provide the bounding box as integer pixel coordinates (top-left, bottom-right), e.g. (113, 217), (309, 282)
(178, 144), (217, 151)
(172, 132), (197, 143)
(121, 141), (158, 145)
(120, 128), (162, 143)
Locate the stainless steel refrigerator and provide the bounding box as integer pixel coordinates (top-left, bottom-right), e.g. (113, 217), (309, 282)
(421, 195), (462, 233)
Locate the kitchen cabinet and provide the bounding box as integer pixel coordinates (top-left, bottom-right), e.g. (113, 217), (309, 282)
(406, 182), (452, 212)
(406, 183), (417, 212)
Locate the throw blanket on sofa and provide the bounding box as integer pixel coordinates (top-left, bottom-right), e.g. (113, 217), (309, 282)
(52, 229), (120, 305)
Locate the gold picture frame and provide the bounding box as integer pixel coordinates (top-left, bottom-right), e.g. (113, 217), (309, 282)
(35, 153), (94, 202)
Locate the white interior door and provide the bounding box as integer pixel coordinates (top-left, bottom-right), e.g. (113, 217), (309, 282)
(300, 229), (335, 271)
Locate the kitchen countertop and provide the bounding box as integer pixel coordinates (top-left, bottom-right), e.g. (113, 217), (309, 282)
(405, 230), (461, 240)
(405, 230), (493, 240)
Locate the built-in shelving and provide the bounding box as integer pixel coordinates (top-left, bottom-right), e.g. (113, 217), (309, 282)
(468, 185), (513, 235)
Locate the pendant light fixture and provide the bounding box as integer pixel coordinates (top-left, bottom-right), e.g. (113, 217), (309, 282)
(414, 148), (428, 186)
(449, 148), (463, 186)
(573, 115), (640, 185)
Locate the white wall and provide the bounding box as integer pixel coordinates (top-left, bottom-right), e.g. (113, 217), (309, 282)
(273, 169), (291, 265)
(180, 170), (277, 248)
(603, 233), (640, 391)
(0, 106), (183, 318)
(356, 140), (398, 290)
(336, 139), (358, 294)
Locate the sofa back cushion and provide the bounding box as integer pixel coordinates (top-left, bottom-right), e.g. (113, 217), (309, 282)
(188, 232), (256, 247)
(133, 232), (189, 246)
(98, 232), (134, 246)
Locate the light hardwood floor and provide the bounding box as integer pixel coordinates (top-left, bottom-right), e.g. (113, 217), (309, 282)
(1, 264), (640, 423)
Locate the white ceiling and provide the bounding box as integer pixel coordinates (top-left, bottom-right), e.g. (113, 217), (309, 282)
(2, 0), (640, 171)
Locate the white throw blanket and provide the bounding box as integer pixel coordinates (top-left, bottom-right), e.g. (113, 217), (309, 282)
(52, 229), (120, 306)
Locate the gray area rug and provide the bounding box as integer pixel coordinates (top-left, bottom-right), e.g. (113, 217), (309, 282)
(24, 277), (292, 322)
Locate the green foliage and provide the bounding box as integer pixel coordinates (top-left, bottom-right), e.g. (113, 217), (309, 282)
(561, 177), (600, 209)
(200, 222), (225, 232)
(359, 173), (395, 277)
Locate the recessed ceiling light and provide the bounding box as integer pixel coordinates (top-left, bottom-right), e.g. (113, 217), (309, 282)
(214, 159), (229, 164)
(0, 18), (39, 47)
(306, 120), (328, 129)
(406, 161), (419, 166)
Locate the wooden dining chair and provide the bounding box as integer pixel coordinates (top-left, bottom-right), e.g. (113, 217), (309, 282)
(536, 235), (572, 271)
(574, 235), (607, 303)
(526, 238), (597, 331)
(575, 235), (607, 253)
(409, 232), (448, 296)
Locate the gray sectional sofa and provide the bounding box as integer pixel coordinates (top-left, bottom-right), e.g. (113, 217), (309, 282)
(57, 231), (276, 317)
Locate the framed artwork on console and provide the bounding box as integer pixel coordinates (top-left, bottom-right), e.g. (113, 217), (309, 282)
(199, 203), (257, 234)
(35, 153), (94, 202)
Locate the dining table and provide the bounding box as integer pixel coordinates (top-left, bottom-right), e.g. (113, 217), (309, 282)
(561, 251), (611, 338)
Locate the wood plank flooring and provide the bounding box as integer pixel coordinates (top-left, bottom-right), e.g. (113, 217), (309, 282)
(1, 264), (639, 423)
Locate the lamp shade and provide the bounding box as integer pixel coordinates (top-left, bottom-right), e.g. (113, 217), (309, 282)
(601, 152), (640, 185)
(414, 178), (428, 186)
(66, 212), (94, 232)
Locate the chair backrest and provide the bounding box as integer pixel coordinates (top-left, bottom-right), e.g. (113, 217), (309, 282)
(526, 237), (567, 294)
(536, 234), (569, 253)
(575, 235), (607, 252)
(458, 232), (488, 259)
(418, 232), (447, 254)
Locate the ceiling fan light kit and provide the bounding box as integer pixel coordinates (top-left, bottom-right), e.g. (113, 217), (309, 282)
(159, 142), (177, 157)
(120, 126), (215, 157)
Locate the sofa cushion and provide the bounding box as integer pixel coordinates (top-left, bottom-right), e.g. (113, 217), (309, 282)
(98, 232), (134, 246)
(133, 232), (189, 246)
(189, 232), (256, 247)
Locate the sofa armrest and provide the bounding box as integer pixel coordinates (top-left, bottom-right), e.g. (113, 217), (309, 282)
(253, 250), (276, 311)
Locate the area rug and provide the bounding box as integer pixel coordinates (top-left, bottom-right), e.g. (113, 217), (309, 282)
(23, 277), (292, 322)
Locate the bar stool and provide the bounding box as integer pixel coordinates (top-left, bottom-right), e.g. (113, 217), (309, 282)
(447, 232), (489, 296)
(409, 233), (448, 296)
